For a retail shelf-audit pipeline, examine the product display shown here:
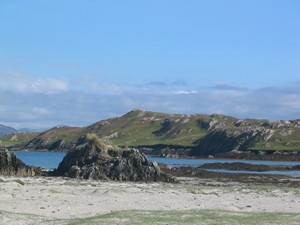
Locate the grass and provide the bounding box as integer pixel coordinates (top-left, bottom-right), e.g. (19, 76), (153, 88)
(250, 129), (300, 151)
(0, 132), (39, 147)
(0, 126), (84, 149)
(37, 126), (84, 146)
(66, 210), (300, 225)
(109, 114), (207, 147)
(2, 209), (300, 225)
(248, 184), (300, 197)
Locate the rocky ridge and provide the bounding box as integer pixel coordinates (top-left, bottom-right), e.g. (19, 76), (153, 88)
(53, 134), (176, 182)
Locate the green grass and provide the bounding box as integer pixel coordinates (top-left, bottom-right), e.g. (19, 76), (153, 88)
(108, 114), (207, 147)
(248, 184), (300, 197)
(250, 129), (300, 151)
(2, 209), (300, 225)
(0, 132), (39, 147)
(38, 126), (84, 145)
(66, 210), (300, 225)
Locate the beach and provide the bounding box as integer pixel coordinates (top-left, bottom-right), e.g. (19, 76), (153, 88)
(1, 175), (300, 224)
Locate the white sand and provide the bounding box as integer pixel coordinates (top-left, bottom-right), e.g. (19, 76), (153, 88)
(0, 176), (299, 224)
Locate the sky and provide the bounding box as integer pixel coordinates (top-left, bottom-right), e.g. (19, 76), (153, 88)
(0, 0), (300, 129)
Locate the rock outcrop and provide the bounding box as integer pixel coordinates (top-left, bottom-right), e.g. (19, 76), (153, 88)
(53, 134), (176, 182)
(0, 150), (40, 176)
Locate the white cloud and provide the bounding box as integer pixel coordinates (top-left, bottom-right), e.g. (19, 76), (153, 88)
(0, 71), (68, 94)
(175, 90), (198, 95)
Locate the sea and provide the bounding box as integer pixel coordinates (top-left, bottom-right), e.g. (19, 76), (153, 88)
(13, 151), (300, 177)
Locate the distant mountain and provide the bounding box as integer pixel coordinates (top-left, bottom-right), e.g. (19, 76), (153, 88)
(2, 109), (300, 158)
(0, 124), (46, 136)
(0, 124), (18, 136)
(18, 128), (47, 133)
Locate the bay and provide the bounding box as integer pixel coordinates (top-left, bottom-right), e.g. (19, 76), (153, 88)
(14, 151), (66, 169)
(14, 151), (300, 176)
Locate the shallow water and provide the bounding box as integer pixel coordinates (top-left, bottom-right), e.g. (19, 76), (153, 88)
(148, 156), (300, 167)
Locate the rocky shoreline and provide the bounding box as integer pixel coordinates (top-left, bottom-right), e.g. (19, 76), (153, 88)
(137, 145), (300, 161)
(2, 133), (300, 186)
(159, 165), (300, 187)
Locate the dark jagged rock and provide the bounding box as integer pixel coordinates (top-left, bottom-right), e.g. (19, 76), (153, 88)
(162, 165), (300, 186)
(53, 134), (176, 182)
(0, 150), (41, 176)
(199, 162), (276, 172)
(190, 128), (274, 156)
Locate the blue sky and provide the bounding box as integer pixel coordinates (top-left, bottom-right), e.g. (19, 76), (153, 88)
(0, 0), (300, 129)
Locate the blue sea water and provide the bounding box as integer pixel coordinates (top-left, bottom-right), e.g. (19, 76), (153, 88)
(14, 151), (66, 169)
(13, 151), (300, 176)
(148, 156), (300, 177)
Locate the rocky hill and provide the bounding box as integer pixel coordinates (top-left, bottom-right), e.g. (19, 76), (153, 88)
(2, 109), (300, 158)
(19, 126), (84, 151)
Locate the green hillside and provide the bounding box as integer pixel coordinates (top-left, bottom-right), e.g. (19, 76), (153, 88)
(1, 109), (300, 156)
(0, 132), (39, 148)
(86, 109), (208, 147)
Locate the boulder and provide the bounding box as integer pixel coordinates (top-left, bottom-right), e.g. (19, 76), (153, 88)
(53, 134), (176, 182)
(0, 150), (40, 176)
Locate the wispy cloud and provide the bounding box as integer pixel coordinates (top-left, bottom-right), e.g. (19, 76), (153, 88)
(1, 69), (300, 129)
(212, 83), (248, 91)
(175, 90), (198, 95)
(0, 71), (68, 94)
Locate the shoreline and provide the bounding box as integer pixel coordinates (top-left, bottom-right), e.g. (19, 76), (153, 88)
(8, 148), (300, 162)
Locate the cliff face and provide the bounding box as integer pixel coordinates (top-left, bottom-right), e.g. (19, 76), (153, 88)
(0, 150), (40, 176)
(191, 116), (300, 156)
